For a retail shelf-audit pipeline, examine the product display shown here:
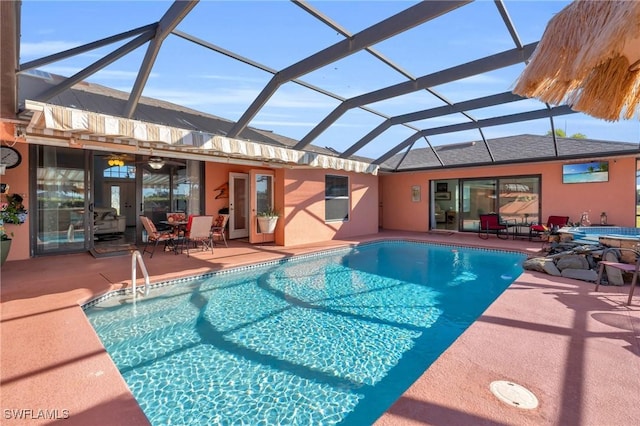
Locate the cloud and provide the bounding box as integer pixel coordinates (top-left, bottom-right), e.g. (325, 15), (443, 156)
(143, 85), (338, 111)
(198, 74), (266, 83)
(41, 66), (150, 81)
(21, 41), (79, 57)
(251, 120), (318, 128)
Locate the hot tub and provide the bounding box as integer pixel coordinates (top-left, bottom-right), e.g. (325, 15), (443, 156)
(562, 226), (640, 245)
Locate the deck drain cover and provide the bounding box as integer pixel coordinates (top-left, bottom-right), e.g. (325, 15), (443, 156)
(490, 381), (538, 409)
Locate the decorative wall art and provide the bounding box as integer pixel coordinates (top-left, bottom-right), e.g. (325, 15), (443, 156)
(411, 185), (421, 202)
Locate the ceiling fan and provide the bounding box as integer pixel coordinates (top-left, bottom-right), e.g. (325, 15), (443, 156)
(144, 156), (185, 170)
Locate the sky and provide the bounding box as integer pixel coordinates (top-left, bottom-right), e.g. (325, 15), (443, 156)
(18, 0), (640, 160)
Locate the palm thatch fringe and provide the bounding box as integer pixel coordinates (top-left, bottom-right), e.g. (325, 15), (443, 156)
(513, 0), (640, 121)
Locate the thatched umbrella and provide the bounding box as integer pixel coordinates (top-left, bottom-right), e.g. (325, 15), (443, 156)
(513, 0), (640, 121)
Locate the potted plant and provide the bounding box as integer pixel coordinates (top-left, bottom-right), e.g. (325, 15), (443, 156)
(257, 207), (280, 233)
(1, 193), (28, 265)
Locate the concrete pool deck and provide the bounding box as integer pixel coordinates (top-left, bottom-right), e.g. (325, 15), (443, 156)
(1, 231), (638, 425)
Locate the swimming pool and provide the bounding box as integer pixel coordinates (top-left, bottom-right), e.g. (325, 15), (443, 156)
(85, 241), (525, 425)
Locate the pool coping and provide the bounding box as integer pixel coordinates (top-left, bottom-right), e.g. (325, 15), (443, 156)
(2, 231), (638, 426)
(81, 239), (527, 310)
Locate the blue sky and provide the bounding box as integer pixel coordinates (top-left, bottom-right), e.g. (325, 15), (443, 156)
(19, 0), (640, 159)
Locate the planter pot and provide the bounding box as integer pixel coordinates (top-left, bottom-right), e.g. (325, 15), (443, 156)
(1, 239), (12, 266)
(257, 216), (278, 233)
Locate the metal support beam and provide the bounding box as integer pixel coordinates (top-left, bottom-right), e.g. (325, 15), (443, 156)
(494, 0), (523, 50)
(172, 28), (419, 131)
(124, 0), (198, 118)
(34, 31), (155, 102)
(374, 105), (575, 165)
(340, 92), (525, 157)
(227, 0), (471, 138)
(1, 0), (20, 118)
(19, 24), (157, 72)
(295, 42), (538, 151)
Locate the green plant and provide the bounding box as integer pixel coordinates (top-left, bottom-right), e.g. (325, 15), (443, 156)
(257, 207), (280, 218)
(0, 223), (12, 241)
(1, 193), (28, 229)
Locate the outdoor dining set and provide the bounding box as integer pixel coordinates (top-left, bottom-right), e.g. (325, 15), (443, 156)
(139, 212), (229, 258)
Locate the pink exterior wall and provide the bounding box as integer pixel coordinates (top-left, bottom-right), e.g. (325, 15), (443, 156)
(1, 140), (29, 262)
(204, 162), (257, 217)
(2, 138), (635, 263)
(282, 168), (379, 246)
(380, 156), (639, 231)
(204, 164), (378, 247)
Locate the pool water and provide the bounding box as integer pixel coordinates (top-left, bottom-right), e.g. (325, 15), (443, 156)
(85, 241), (525, 425)
(564, 226), (640, 243)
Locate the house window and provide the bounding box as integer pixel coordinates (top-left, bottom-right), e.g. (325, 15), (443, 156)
(325, 175), (349, 221)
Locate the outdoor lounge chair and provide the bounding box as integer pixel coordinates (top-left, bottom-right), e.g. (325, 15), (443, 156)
(595, 248), (640, 305)
(529, 215), (569, 241)
(478, 213), (511, 239)
(140, 215), (179, 258)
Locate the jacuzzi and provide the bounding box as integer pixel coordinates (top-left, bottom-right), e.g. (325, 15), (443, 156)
(562, 226), (640, 244)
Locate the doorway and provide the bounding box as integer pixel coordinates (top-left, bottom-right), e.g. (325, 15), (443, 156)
(33, 145), (90, 255)
(432, 179), (459, 231)
(32, 147), (203, 256)
(228, 172), (249, 239)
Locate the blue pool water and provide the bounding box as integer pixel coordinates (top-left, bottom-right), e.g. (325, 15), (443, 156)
(564, 226), (640, 243)
(85, 241), (525, 425)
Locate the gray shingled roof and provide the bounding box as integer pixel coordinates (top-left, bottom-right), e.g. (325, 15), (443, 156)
(381, 134), (639, 171)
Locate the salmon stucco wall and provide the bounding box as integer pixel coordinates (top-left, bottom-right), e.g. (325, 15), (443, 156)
(282, 168), (379, 246)
(1, 140), (29, 261)
(380, 156), (639, 231)
(204, 162), (255, 217)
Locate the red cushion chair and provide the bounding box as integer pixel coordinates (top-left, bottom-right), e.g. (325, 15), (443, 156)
(530, 215), (569, 241)
(478, 213), (511, 240)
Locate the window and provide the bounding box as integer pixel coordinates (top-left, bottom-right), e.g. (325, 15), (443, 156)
(325, 175), (349, 221)
(459, 175), (541, 231)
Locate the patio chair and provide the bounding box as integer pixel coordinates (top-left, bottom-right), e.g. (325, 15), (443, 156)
(595, 248), (640, 305)
(140, 215), (178, 258)
(211, 214), (229, 247)
(182, 215), (214, 256)
(529, 215), (570, 241)
(478, 213), (511, 240)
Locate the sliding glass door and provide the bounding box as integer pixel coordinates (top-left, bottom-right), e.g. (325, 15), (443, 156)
(141, 159), (201, 232)
(453, 175), (541, 232)
(460, 179), (497, 231)
(34, 146), (90, 254)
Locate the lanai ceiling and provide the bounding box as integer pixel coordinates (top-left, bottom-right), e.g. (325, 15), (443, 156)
(2, 0), (639, 172)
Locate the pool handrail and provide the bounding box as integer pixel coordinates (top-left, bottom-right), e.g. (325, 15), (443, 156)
(131, 250), (150, 298)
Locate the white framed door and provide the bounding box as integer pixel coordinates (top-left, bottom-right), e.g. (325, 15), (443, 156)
(249, 170), (275, 244)
(228, 172), (249, 239)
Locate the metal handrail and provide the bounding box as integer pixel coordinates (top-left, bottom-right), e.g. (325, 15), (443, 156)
(131, 250), (150, 298)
